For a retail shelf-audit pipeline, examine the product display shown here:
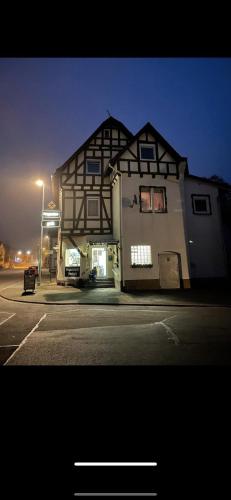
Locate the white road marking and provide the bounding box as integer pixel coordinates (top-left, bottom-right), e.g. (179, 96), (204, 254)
(155, 315), (180, 345)
(0, 313), (16, 327)
(0, 344), (19, 348)
(0, 311), (16, 315)
(47, 308), (172, 315)
(4, 313), (47, 365)
(0, 281), (22, 292)
(74, 462), (157, 467)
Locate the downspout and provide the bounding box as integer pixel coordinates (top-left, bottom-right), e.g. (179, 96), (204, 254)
(178, 160), (191, 288)
(109, 162), (124, 291)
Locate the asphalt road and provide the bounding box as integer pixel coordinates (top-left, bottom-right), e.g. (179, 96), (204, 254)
(1, 270), (231, 365)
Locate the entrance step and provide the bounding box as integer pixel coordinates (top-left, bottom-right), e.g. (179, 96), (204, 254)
(84, 278), (115, 289)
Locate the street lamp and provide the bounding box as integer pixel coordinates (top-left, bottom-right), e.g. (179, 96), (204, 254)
(36, 179), (45, 285)
(26, 250), (31, 264)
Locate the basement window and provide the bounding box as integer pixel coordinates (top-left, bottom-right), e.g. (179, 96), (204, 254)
(131, 245), (152, 267)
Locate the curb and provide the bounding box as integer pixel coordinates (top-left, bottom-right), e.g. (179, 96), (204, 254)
(1, 292), (231, 308)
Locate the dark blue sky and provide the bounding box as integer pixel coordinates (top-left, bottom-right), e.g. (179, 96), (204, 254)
(1, 58), (231, 250)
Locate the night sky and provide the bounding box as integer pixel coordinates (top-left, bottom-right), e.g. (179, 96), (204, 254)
(1, 57), (231, 252)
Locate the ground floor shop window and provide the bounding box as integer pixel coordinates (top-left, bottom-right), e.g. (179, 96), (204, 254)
(131, 245), (152, 267)
(65, 248), (80, 267)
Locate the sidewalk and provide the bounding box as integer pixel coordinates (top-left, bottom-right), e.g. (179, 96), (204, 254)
(1, 277), (231, 306)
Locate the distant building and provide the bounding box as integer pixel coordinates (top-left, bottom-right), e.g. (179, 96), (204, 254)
(0, 242), (7, 268)
(52, 117), (230, 290)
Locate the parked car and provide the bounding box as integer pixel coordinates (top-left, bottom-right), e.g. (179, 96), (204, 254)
(28, 266), (39, 277)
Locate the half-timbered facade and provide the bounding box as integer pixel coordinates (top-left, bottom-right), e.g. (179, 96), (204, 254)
(52, 117), (133, 285)
(52, 116), (229, 290)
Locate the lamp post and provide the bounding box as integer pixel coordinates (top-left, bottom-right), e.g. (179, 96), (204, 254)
(26, 250), (31, 265)
(36, 180), (45, 285)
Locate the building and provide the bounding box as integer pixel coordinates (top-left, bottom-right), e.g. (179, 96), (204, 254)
(0, 242), (6, 268)
(52, 116), (229, 290)
(0, 242), (11, 268)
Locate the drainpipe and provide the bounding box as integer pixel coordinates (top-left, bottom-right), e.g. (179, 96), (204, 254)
(108, 162), (124, 291)
(178, 160), (191, 288)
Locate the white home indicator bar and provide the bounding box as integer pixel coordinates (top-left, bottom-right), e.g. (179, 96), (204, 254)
(74, 494), (157, 497)
(74, 462), (157, 467)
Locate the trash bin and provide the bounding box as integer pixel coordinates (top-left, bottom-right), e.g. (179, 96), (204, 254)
(24, 269), (36, 293)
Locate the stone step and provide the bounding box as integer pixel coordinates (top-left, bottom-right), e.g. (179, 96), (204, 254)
(84, 278), (115, 288)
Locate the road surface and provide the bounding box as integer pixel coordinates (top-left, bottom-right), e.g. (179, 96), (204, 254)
(1, 270), (231, 365)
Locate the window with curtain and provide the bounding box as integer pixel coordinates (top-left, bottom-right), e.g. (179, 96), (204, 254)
(140, 187), (166, 213)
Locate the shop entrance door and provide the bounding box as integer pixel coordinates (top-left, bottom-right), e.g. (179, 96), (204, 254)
(92, 247), (107, 278)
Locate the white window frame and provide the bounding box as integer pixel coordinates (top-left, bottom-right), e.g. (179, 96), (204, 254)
(139, 143), (155, 161)
(131, 245), (152, 267)
(86, 159), (101, 175)
(87, 197), (100, 218)
(192, 194), (212, 215)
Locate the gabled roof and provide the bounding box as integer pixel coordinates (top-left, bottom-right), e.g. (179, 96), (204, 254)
(56, 116), (133, 173)
(110, 122), (187, 166)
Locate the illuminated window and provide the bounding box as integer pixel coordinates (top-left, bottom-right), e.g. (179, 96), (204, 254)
(65, 249), (80, 267)
(192, 195), (211, 215)
(131, 245), (152, 266)
(87, 198), (99, 217)
(140, 188), (151, 211)
(86, 160), (101, 174)
(140, 187), (166, 213)
(140, 144), (155, 160)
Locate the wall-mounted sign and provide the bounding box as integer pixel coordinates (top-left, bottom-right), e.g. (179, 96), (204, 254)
(42, 210), (60, 220)
(48, 201), (56, 209)
(42, 220), (60, 228)
(42, 209), (61, 228)
(65, 266), (80, 278)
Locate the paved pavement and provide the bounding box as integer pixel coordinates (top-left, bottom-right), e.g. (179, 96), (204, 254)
(1, 271), (231, 306)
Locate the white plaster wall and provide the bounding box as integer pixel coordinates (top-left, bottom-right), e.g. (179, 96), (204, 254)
(112, 177), (120, 241)
(112, 176), (121, 287)
(184, 178), (227, 278)
(121, 174), (190, 282)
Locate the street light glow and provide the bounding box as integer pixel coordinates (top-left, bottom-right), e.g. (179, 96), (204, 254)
(17, 250), (22, 255)
(26, 250), (31, 255)
(36, 179), (44, 187)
